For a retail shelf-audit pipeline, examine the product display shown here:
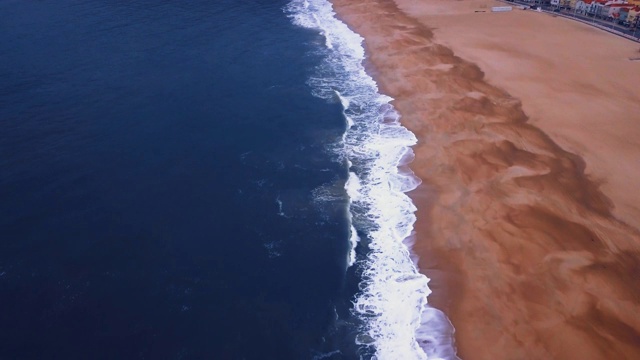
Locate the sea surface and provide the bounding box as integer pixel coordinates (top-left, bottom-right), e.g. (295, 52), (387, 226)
(0, 0), (453, 359)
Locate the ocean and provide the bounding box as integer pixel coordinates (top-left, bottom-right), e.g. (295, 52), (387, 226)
(0, 0), (453, 359)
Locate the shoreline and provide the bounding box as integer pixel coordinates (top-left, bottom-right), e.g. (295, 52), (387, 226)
(331, 0), (640, 358)
(287, 1), (457, 358)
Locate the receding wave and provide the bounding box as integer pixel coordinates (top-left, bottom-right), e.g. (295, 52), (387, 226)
(287, 0), (458, 359)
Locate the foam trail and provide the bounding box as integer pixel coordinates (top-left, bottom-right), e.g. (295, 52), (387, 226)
(345, 171), (361, 266)
(347, 224), (359, 266)
(287, 0), (458, 359)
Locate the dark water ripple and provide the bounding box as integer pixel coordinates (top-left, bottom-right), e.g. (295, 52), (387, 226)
(0, 1), (360, 359)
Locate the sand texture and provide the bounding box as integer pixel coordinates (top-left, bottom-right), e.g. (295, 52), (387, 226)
(330, 0), (640, 359)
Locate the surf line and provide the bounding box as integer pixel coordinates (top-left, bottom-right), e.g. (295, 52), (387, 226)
(287, 0), (458, 358)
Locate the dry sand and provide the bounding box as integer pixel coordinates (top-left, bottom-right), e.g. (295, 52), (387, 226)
(330, 0), (640, 358)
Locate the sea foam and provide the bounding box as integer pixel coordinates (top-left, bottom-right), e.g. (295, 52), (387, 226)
(287, 0), (458, 358)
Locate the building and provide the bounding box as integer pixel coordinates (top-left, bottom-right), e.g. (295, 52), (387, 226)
(606, 3), (636, 19)
(576, 0), (595, 14)
(569, 0), (582, 9)
(587, 0), (611, 16)
(628, 5), (640, 23)
(619, 6), (631, 21)
(552, 0), (573, 7)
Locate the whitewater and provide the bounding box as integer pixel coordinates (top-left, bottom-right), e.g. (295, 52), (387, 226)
(287, 0), (458, 359)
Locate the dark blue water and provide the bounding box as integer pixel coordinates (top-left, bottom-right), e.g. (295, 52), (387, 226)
(0, 1), (360, 358)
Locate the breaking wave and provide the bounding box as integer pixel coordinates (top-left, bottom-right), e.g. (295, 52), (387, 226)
(287, 0), (458, 359)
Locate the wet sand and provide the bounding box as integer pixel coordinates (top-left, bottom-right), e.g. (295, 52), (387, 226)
(331, 0), (640, 358)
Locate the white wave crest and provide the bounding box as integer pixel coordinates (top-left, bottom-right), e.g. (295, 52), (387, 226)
(287, 0), (458, 359)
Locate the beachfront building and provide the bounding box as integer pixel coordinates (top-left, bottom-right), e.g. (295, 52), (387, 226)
(576, 0), (595, 15)
(557, 0), (573, 7)
(606, 3), (636, 19)
(573, 0), (640, 24)
(628, 5), (640, 23)
(573, 0), (632, 13)
(581, 0), (611, 16)
(569, 0), (582, 9)
(575, 0), (593, 15)
(618, 6), (631, 20)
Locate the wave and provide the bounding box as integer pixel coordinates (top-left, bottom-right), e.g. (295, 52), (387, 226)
(286, 0), (458, 359)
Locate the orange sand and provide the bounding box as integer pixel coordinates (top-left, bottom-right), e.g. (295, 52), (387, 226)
(331, 0), (640, 358)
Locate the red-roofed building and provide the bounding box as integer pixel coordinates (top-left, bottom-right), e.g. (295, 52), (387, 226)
(628, 5), (640, 24)
(575, 0), (597, 14)
(605, 3), (636, 19)
(577, 0), (615, 16)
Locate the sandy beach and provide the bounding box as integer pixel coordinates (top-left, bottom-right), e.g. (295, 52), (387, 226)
(331, 0), (640, 358)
